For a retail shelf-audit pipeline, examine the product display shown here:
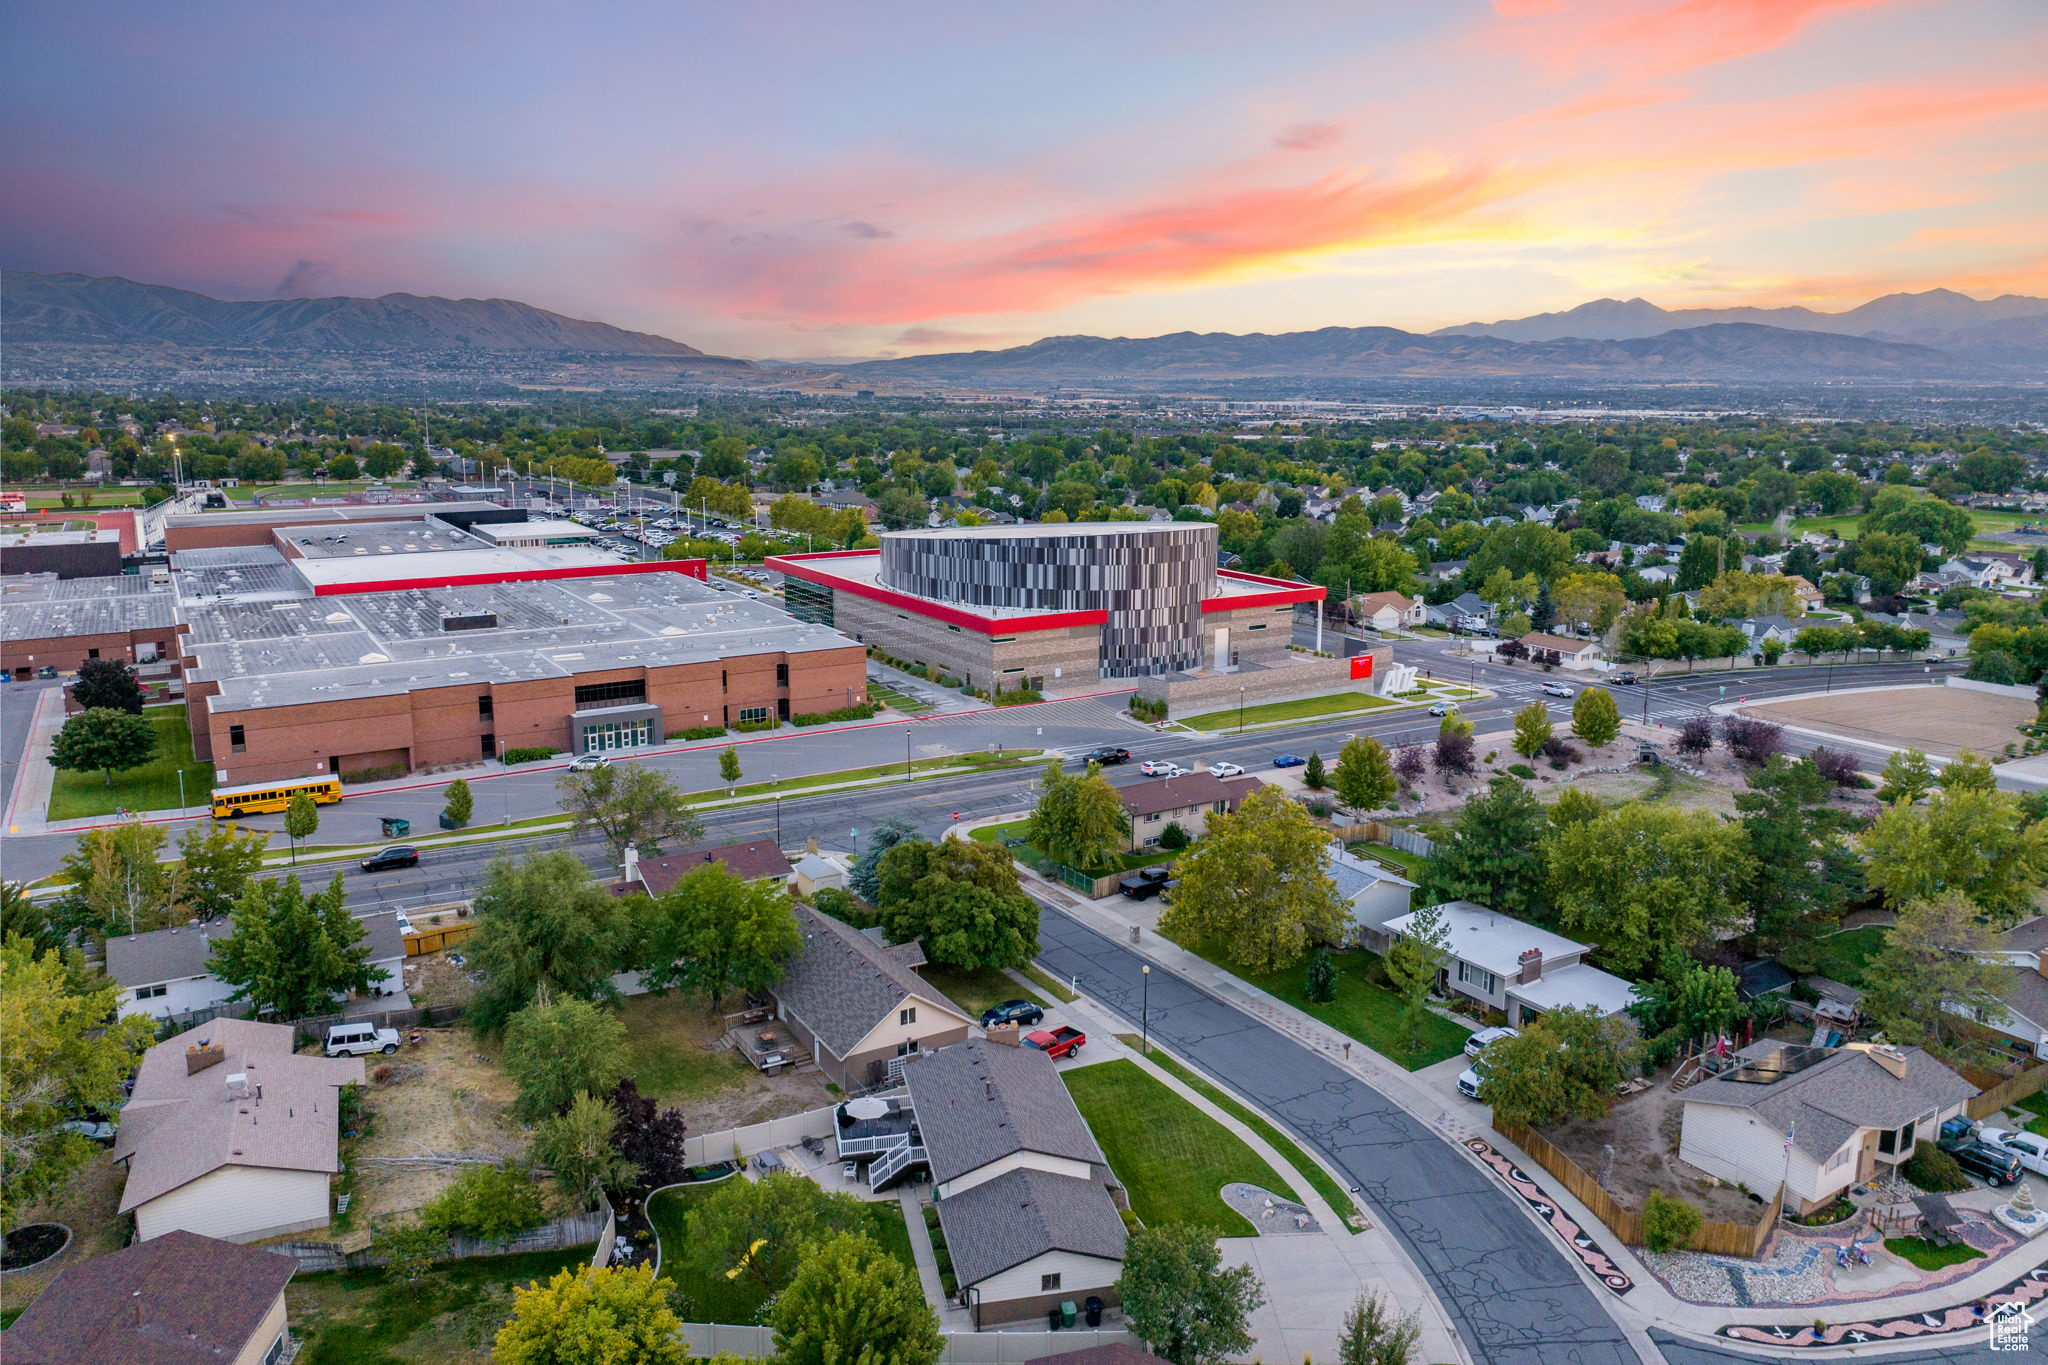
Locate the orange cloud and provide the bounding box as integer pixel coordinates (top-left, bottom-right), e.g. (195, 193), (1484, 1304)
(1501, 0), (1907, 81)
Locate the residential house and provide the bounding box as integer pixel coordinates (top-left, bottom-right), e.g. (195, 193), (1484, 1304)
(1350, 591), (1423, 632)
(1677, 1042), (1976, 1214)
(1971, 915), (2048, 1063)
(902, 1042), (1127, 1327)
(771, 903), (973, 1090)
(1937, 553), (2035, 590)
(1423, 591), (1495, 631)
(1330, 846), (1418, 952)
(1787, 576), (1826, 611)
(1301, 496), (1341, 523)
(618, 838), (793, 896)
(1115, 772), (1264, 852)
(791, 850), (851, 899)
(1633, 495), (1667, 513)
(1734, 616), (1801, 649)
(1510, 631), (1606, 669)
(115, 1019), (364, 1243)
(1, 1230), (296, 1365)
(107, 913), (407, 1022)
(1636, 565), (1678, 585)
(1383, 901), (1639, 1027)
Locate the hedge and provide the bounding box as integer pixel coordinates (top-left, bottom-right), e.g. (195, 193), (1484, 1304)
(734, 718), (779, 734)
(502, 746), (560, 765)
(669, 725), (727, 741)
(790, 703), (881, 726)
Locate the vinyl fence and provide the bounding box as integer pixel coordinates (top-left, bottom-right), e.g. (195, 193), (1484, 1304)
(153, 1000), (465, 1042)
(682, 1325), (1140, 1362)
(682, 1103), (839, 1168)
(1495, 1119), (1783, 1258)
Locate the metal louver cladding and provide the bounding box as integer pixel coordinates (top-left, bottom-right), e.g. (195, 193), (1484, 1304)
(878, 523), (1215, 677)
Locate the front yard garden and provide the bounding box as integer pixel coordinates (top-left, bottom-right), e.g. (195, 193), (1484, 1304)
(1882, 1236), (1984, 1271)
(1062, 1057), (1299, 1236)
(47, 704), (213, 821)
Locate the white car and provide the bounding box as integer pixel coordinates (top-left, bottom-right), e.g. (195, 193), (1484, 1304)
(1464, 1025), (1520, 1058)
(1540, 682), (1574, 698)
(393, 910), (415, 937)
(324, 1022), (401, 1057)
(1981, 1126), (2048, 1178)
(1208, 762), (1245, 777)
(569, 753), (611, 771)
(1140, 759), (1179, 776)
(1429, 702), (1458, 717)
(1456, 1061), (1487, 1100)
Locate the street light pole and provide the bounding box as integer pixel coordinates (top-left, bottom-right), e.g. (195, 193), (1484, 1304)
(1141, 965), (1151, 1055)
(906, 729), (913, 780)
(1238, 687), (1246, 734)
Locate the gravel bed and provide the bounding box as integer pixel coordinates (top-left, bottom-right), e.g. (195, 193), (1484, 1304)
(1223, 1182), (1319, 1235)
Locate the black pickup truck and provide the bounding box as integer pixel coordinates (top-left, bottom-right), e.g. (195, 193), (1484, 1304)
(1119, 866), (1172, 900)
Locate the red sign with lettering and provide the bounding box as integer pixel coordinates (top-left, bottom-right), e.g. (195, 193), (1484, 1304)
(1349, 654), (1374, 679)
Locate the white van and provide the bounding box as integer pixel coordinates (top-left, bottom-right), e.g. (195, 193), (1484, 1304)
(325, 1022), (401, 1057)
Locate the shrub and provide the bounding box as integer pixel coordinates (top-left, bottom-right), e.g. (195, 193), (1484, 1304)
(1158, 821), (1189, 851)
(1506, 763), (1538, 780)
(669, 725), (727, 741)
(421, 1162), (545, 1241)
(1675, 715), (1716, 756)
(812, 887), (870, 925)
(1304, 798), (1333, 819)
(341, 763), (408, 784)
(988, 688), (1045, 707)
(1540, 737), (1581, 765)
(1303, 947), (1337, 1003)
(1721, 716), (1785, 766)
(503, 746), (560, 765)
(733, 718), (779, 733)
(1129, 696), (1167, 723)
(1394, 746), (1428, 784)
(1642, 1189), (1702, 1253)
(790, 704), (881, 726)
(1900, 1144), (1972, 1193)
(1809, 746), (1862, 788)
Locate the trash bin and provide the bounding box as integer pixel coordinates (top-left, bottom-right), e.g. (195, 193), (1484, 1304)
(380, 817), (411, 838)
(1048, 1305), (1063, 1331)
(1084, 1296), (1103, 1327)
(1059, 1301), (1077, 1328)
(438, 812), (461, 830)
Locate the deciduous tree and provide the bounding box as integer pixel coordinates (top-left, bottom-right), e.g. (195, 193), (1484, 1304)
(533, 1092), (638, 1210)
(605, 1079), (690, 1190)
(557, 763), (701, 867)
(1159, 787), (1348, 974)
(640, 861), (802, 1002)
(875, 836), (1038, 969)
(1337, 1290), (1421, 1365)
(1511, 702), (1552, 760)
(1333, 735), (1396, 813)
(1028, 760), (1128, 871)
(48, 707), (156, 787)
(1432, 711), (1476, 776)
(206, 872), (383, 1020)
(283, 789), (319, 863)
(719, 745), (742, 787)
(1863, 783), (2048, 924)
(495, 1265), (689, 1365)
(687, 1171), (874, 1293)
(1548, 804), (1754, 977)
(1860, 896), (2014, 1067)
(467, 852), (635, 1031)
(502, 992), (628, 1121)
(1876, 749), (1937, 804)
(174, 822), (268, 922)
(442, 777), (472, 829)
(1118, 1223), (1266, 1365)
(1571, 687), (1621, 749)
(1384, 900), (1448, 1055)
(68, 657), (146, 714)
(53, 818), (184, 940)
(1476, 1006), (1642, 1127)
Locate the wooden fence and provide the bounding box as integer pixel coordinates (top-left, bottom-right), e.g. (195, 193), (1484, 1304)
(1496, 1120), (1783, 1258)
(1326, 819), (1436, 859)
(278, 1196), (611, 1273)
(1965, 1062), (2048, 1121)
(405, 918), (478, 956)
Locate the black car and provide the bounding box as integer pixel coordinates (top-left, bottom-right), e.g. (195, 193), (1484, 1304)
(1612, 671), (1640, 685)
(1119, 866), (1172, 900)
(360, 845), (420, 872)
(1953, 1140), (2024, 1187)
(1083, 747), (1131, 765)
(980, 999), (1046, 1029)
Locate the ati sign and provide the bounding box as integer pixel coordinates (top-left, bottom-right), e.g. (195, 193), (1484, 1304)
(1349, 654), (1375, 681)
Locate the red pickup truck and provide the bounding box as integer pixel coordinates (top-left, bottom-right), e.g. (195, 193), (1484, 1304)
(1023, 1026), (1086, 1059)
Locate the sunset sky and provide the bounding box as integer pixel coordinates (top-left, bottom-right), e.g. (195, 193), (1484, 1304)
(4, 0), (2044, 358)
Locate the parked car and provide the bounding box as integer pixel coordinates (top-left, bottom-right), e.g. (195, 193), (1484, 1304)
(1980, 1126), (2048, 1178)
(1540, 682), (1574, 697)
(1083, 747), (1131, 766)
(1140, 759), (1180, 776)
(1271, 753), (1306, 768)
(1208, 761), (1245, 777)
(1023, 1026), (1086, 1059)
(980, 999), (1046, 1030)
(1612, 671), (1640, 685)
(569, 753), (610, 771)
(360, 845), (419, 872)
(56, 1118), (115, 1145)
(1119, 867), (1172, 900)
(325, 1022), (401, 1057)
(393, 909), (415, 936)
(1464, 1025), (1519, 1058)
(1428, 701), (1457, 717)
(1456, 1059), (1488, 1100)
(1952, 1139), (2024, 1187)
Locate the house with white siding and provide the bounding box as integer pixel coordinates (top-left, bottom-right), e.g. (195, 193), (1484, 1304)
(114, 1019), (364, 1243)
(108, 913), (407, 1022)
(1677, 1041), (1975, 1215)
(1383, 902), (1638, 1027)
(1330, 846), (1418, 952)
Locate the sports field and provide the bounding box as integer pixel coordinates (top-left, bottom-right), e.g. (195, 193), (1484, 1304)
(1738, 684), (2031, 758)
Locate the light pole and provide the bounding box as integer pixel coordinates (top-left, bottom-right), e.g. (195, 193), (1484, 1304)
(1141, 965), (1151, 1055)
(906, 728), (913, 780)
(1238, 687), (1246, 734)
(176, 767), (186, 814)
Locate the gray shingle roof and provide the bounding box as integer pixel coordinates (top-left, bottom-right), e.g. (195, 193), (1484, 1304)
(1685, 1043), (1976, 1162)
(935, 1165), (1126, 1288)
(904, 1041), (1105, 1186)
(773, 905), (964, 1058)
(1116, 772), (1262, 819)
(106, 911), (404, 989)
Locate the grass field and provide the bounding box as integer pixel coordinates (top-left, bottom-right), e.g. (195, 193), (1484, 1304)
(1347, 841), (1430, 879)
(1807, 924), (1890, 989)
(1883, 1236), (1983, 1271)
(245, 481), (419, 500)
(710, 749), (1032, 799)
(616, 993), (755, 1104)
(645, 1179), (915, 1323)
(2010, 1090), (2048, 1138)
(920, 964), (1047, 1018)
(292, 1246), (593, 1365)
(1181, 691), (1397, 730)
(46, 705), (214, 821)
(1738, 508), (2044, 548)
(1063, 1058), (1295, 1235)
(23, 490), (149, 508)
(1170, 935), (1471, 1070)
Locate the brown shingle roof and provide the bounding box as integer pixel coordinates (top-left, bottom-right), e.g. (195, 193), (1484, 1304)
(633, 839), (792, 895)
(1116, 772), (1264, 819)
(2, 1230), (293, 1365)
(773, 905), (968, 1057)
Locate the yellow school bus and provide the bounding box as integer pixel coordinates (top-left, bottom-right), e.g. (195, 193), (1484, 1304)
(210, 774), (345, 818)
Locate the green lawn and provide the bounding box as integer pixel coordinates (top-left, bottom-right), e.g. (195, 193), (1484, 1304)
(646, 1179), (916, 1324)
(1063, 1058), (1296, 1236)
(1130, 1042), (1364, 1230)
(705, 750), (1032, 800)
(46, 704), (214, 821)
(1809, 924), (1890, 989)
(1022, 962), (1081, 1003)
(617, 993), (755, 1103)
(24, 490), (151, 508)
(969, 818), (1175, 874)
(292, 1245), (594, 1365)
(247, 481), (418, 500)
(1883, 1236), (1984, 1271)
(1170, 936), (1471, 1070)
(920, 964), (1046, 1018)
(2010, 1090), (2048, 1138)
(867, 682), (932, 714)
(1180, 691), (1397, 731)
(1346, 842), (1430, 880)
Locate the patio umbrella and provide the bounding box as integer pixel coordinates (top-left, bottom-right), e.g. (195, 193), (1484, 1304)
(845, 1096), (890, 1120)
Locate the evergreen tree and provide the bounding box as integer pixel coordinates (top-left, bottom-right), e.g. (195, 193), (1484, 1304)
(1303, 749), (1326, 791)
(1303, 946), (1337, 1003)
(1384, 900), (1448, 1056)
(1420, 777), (1552, 922)
(849, 814), (921, 903)
(207, 872), (384, 1019)
(1529, 580), (1555, 633)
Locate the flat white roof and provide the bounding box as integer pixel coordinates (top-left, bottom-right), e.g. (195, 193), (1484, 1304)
(1508, 962), (1641, 1017)
(1387, 901), (1591, 978)
(473, 519), (597, 542)
(289, 544), (621, 588)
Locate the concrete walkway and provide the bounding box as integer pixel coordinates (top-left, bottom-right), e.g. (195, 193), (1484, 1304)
(897, 1186), (964, 1327)
(2, 684), (64, 837)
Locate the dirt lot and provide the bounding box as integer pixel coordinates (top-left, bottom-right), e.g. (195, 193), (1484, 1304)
(616, 992), (833, 1131)
(1739, 684), (2033, 758)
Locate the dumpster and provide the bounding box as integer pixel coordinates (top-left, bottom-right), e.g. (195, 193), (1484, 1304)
(380, 817), (411, 838)
(1059, 1301), (1077, 1328)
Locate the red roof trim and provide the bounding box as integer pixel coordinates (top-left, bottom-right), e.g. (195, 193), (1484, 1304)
(1201, 569), (1325, 612)
(309, 558), (708, 597)
(767, 550), (1107, 635)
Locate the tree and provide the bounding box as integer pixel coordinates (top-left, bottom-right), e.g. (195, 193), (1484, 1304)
(1571, 687), (1621, 749)
(0, 880), (60, 957)
(557, 763), (700, 867)
(495, 1265), (689, 1365)
(772, 1230), (941, 1365)
(849, 814), (920, 903)
(502, 993), (629, 1121)
(467, 852), (635, 1031)
(1511, 702), (1552, 760)
(1529, 579), (1556, 633)
(1642, 1191), (1703, 1253)
(1419, 778), (1551, 922)
(1304, 946), (1337, 1003)
(875, 836), (1038, 969)
(442, 777), (473, 829)
(719, 745), (742, 787)
(687, 1170), (874, 1294)
(1159, 820), (1190, 850)
(1860, 896), (2014, 1067)
(1549, 787), (1602, 828)
(1633, 955), (1743, 1053)
(1393, 745), (1428, 787)
(52, 818), (183, 940)
(1303, 750), (1327, 791)
(605, 1079), (691, 1190)
(174, 822), (267, 922)
(1433, 711), (1476, 777)
(1937, 748), (1997, 793)
(1718, 715), (1783, 766)
(641, 861), (802, 1001)
(1735, 758), (1862, 959)
(1548, 804), (1754, 978)
(533, 1092), (638, 1210)
(1674, 713), (1716, 756)
(1862, 784), (2048, 924)
(0, 940), (156, 1225)
(207, 872), (384, 1019)
(69, 657), (145, 714)
(284, 788), (319, 864)
(48, 707), (156, 787)
(1158, 787), (1348, 974)
(1476, 1006), (1642, 1127)
(1862, 485), (1974, 554)
(371, 1220), (443, 1297)
(1384, 900), (1448, 1056)
(1338, 1290), (1421, 1365)
(1851, 530), (1927, 596)
(1333, 735), (1397, 813)
(1877, 749), (1937, 804)
(1028, 760), (1128, 871)
(1118, 1223), (1265, 1365)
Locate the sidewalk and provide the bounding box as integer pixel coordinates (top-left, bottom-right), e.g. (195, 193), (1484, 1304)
(4, 684), (65, 837)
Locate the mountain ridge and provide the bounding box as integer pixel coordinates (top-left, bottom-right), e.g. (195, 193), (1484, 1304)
(1431, 287), (2048, 345)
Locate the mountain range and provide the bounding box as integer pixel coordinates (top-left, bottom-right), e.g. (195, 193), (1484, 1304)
(1433, 288), (2048, 347)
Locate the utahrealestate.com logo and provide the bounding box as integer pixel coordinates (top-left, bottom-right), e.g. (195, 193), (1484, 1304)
(1989, 1300), (2035, 1353)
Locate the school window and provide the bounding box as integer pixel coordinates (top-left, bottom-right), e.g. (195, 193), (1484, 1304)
(1002, 667), (1024, 674)
(899, 1006), (917, 1026)
(738, 706), (769, 725)
(992, 636), (1017, 644)
(229, 724), (246, 753)
(947, 624), (962, 632)
(775, 663), (788, 685)
(1248, 623), (1267, 630)
(1041, 1273), (1062, 1292)
(477, 694), (494, 721)
(573, 679), (646, 707)
(88, 648), (101, 658)
(135, 983), (167, 1000)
